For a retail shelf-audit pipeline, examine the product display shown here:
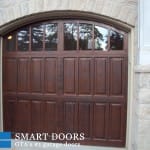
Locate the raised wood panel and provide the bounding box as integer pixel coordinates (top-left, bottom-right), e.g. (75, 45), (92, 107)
(109, 104), (122, 140)
(64, 58), (75, 94)
(15, 100), (31, 132)
(64, 102), (76, 133)
(45, 58), (57, 93)
(4, 100), (17, 131)
(110, 58), (123, 95)
(57, 102), (64, 133)
(44, 101), (57, 133)
(93, 103), (107, 139)
(78, 103), (91, 138)
(5, 59), (17, 91)
(79, 58), (92, 94)
(18, 58), (29, 92)
(31, 101), (43, 132)
(94, 58), (107, 95)
(31, 58), (42, 93)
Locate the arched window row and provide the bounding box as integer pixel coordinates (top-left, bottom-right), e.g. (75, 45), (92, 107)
(3, 20), (127, 52)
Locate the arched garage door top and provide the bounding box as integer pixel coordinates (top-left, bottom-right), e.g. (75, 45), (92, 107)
(3, 19), (127, 52)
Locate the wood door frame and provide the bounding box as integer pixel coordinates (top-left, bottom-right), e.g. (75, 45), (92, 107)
(0, 10), (135, 150)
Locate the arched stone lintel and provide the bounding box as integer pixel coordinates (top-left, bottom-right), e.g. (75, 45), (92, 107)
(0, 10), (133, 35)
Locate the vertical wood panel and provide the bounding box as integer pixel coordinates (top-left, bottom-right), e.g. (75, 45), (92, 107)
(31, 101), (43, 132)
(93, 103), (107, 139)
(45, 58), (57, 93)
(15, 100), (31, 132)
(109, 104), (122, 140)
(58, 58), (64, 95)
(57, 102), (64, 133)
(18, 58), (29, 92)
(31, 58), (42, 92)
(44, 101), (57, 133)
(5, 59), (17, 91)
(78, 103), (91, 138)
(64, 58), (75, 94)
(64, 102), (76, 133)
(110, 58), (123, 95)
(79, 58), (91, 94)
(4, 100), (17, 132)
(94, 58), (107, 95)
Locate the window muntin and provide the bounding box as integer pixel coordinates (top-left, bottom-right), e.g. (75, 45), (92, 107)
(17, 27), (29, 51)
(45, 23), (58, 51)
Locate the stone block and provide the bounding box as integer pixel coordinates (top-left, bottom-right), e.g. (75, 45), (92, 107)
(139, 73), (150, 89)
(138, 89), (150, 104)
(138, 104), (150, 120)
(138, 119), (150, 136)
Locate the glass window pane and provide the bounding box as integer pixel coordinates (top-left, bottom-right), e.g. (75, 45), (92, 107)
(31, 24), (44, 51)
(110, 30), (124, 50)
(79, 23), (93, 50)
(64, 23), (77, 50)
(4, 33), (16, 51)
(17, 27), (29, 51)
(94, 26), (108, 51)
(45, 23), (58, 51)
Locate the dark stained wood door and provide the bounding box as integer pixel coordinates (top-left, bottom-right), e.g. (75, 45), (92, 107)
(3, 20), (128, 147)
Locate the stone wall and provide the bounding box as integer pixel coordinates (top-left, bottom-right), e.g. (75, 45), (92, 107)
(134, 66), (150, 150)
(136, 0), (150, 150)
(0, 0), (137, 27)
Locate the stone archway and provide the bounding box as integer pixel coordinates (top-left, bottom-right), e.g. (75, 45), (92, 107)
(0, 1), (137, 148)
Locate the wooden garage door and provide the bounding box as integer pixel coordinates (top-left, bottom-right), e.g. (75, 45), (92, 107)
(3, 20), (128, 147)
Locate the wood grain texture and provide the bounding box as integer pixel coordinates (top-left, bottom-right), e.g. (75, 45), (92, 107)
(3, 20), (128, 147)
